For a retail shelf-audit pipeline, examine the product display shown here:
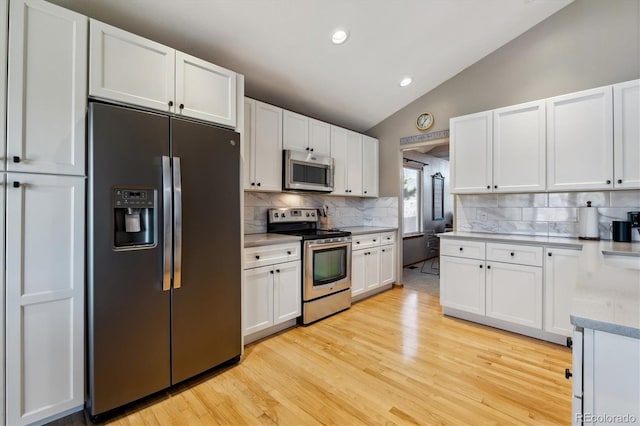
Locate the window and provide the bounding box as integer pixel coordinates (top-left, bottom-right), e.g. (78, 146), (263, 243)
(403, 166), (422, 235)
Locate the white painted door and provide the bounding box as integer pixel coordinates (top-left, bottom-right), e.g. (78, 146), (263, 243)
(89, 19), (175, 112)
(440, 256), (485, 315)
(485, 262), (542, 329)
(7, 0), (87, 176)
(364, 247), (381, 291)
(450, 111), (493, 194)
(253, 101), (282, 191)
(274, 261), (301, 324)
(243, 98), (255, 190)
(379, 244), (395, 285)
(0, 174), (5, 423)
(175, 51), (236, 127)
(544, 248), (581, 337)
(331, 125), (348, 195)
(346, 130), (363, 195)
(493, 100), (546, 192)
(547, 86), (613, 191)
(613, 79), (640, 189)
(282, 110), (309, 152)
(5, 174), (84, 426)
(0, 0), (7, 172)
(351, 249), (366, 297)
(243, 265), (274, 335)
(362, 135), (379, 197)
(308, 118), (331, 157)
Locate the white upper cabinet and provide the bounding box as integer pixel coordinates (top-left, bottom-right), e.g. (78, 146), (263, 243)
(331, 125), (348, 195)
(89, 19), (175, 113)
(175, 51), (236, 127)
(244, 98), (282, 191)
(493, 100), (546, 192)
(613, 79), (640, 189)
(283, 111), (331, 157)
(362, 135), (378, 197)
(346, 131), (363, 195)
(5, 174), (85, 426)
(450, 111), (493, 193)
(90, 19), (237, 128)
(7, 0), (87, 176)
(547, 86), (614, 191)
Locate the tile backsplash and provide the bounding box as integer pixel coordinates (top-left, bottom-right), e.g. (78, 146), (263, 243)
(244, 192), (399, 234)
(456, 190), (640, 241)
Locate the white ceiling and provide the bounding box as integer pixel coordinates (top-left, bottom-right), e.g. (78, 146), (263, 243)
(49, 0), (573, 132)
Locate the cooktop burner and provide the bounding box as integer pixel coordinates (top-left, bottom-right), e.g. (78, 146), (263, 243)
(266, 208), (351, 240)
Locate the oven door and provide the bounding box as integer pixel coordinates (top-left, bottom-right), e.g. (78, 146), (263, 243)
(304, 239), (351, 301)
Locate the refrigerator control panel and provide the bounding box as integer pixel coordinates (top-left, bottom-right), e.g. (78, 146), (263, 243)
(114, 188), (155, 208)
(113, 187), (157, 249)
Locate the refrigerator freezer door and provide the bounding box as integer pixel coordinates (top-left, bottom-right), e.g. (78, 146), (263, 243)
(170, 117), (242, 384)
(88, 102), (171, 416)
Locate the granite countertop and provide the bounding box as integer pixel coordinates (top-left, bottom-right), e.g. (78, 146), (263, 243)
(339, 226), (398, 235)
(244, 233), (301, 248)
(438, 231), (584, 249)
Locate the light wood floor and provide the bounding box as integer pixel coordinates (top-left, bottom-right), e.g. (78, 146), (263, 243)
(55, 287), (571, 425)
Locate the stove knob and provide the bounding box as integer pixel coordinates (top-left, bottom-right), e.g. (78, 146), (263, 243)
(311, 212), (315, 216)
(281, 213), (286, 218)
(306, 213), (310, 217)
(274, 213), (279, 218)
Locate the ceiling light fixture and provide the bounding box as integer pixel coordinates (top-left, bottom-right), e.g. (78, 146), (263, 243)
(331, 29), (349, 45)
(400, 77), (413, 87)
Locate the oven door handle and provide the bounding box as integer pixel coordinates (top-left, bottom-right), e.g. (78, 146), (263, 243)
(305, 240), (352, 251)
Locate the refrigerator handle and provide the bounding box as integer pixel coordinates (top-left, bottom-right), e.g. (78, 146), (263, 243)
(173, 157), (183, 289)
(161, 156), (172, 291)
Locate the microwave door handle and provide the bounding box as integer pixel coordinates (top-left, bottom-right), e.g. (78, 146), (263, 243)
(161, 156), (172, 291)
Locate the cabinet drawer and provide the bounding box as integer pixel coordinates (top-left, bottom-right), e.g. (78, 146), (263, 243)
(379, 231), (396, 245)
(486, 242), (543, 266)
(352, 233), (381, 250)
(244, 243), (300, 269)
(440, 239), (485, 260)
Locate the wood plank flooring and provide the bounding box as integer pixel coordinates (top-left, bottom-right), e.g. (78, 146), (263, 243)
(54, 288), (571, 425)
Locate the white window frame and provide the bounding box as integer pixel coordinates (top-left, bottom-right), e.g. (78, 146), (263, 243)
(402, 164), (423, 236)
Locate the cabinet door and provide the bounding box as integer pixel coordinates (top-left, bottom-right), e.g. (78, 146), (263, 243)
(274, 261), (301, 324)
(175, 51), (236, 127)
(253, 101), (282, 191)
(0, 0), (7, 172)
(485, 262), (542, 329)
(351, 249), (366, 297)
(364, 247), (381, 291)
(379, 244), (395, 286)
(544, 248), (580, 337)
(7, 0), (87, 176)
(0, 175), (5, 423)
(346, 130), (363, 195)
(308, 118), (331, 157)
(613, 79), (640, 189)
(440, 255), (485, 315)
(547, 86), (613, 191)
(89, 19), (175, 112)
(362, 135), (378, 197)
(243, 265), (274, 335)
(493, 100), (546, 192)
(6, 174), (84, 426)
(282, 110), (309, 152)
(243, 98), (255, 190)
(331, 125), (348, 195)
(450, 111), (493, 194)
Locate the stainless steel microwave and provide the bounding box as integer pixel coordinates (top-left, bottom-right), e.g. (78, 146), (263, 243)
(283, 149), (334, 192)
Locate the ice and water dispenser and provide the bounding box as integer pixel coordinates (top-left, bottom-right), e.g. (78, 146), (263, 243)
(113, 188), (156, 249)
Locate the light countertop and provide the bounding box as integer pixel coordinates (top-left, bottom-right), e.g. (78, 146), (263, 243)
(244, 233), (301, 248)
(339, 226), (398, 235)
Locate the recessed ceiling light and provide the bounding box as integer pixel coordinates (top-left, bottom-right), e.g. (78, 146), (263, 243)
(400, 77), (413, 87)
(331, 29), (349, 45)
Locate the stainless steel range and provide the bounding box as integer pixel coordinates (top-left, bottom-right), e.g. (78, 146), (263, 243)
(267, 208), (351, 324)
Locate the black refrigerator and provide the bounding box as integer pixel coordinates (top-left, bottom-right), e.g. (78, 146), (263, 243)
(87, 102), (241, 416)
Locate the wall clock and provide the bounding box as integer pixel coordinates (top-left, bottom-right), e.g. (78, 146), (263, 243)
(416, 112), (434, 131)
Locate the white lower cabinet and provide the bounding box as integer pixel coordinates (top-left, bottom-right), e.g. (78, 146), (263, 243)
(351, 231), (396, 298)
(440, 255), (486, 315)
(545, 248), (581, 337)
(5, 173), (85, 426)
(243, 246), (301, 337)
(485, 261), (542, 329)
(578, 328), (640, 425)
